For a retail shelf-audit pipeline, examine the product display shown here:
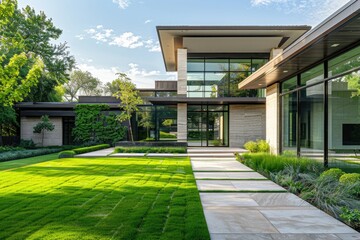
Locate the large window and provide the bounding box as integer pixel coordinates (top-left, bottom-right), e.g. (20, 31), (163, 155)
(280, 44), (360, 166)
(187, 58), (267, 98)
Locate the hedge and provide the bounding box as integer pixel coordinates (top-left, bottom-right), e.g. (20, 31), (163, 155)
(0, 148), (62, 162)
(58, 144), (110, 158)
(114, 147), (187, 154)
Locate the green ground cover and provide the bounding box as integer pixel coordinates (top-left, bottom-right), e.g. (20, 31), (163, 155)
(0, 156), (209, 239)
(0, 153), (59, 171)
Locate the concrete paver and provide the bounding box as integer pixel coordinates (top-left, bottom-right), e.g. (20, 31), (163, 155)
(190, 151), (360, 239)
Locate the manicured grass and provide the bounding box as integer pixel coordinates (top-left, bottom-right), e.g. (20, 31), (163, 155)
(0, 153), (59, 171)
(114, 147), (187, 154)
(0, 157), (209, 239)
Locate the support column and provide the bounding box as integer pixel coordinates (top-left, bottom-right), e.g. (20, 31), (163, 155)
(266, 83), (280, 154)
(177, 48), (187, 96)
(176, 48), (187, 142)
(177, 103), (187, 142)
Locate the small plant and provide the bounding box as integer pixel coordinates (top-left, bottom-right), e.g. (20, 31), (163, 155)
(339, 173), (360, 184)
(244, 139), (270, 153)
(33, 115), (55, 146)
(340, 207), (360, 229)
(320, 168), (344, 180)
(58, 151), (75, 159)
(244, 141), (258, 153)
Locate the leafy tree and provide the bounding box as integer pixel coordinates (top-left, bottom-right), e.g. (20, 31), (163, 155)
(33, 115), (55, 146)
(113, 73), (143, 142)
(1, 1), (75, 102)
(103, 79), (122, 96)
(64, 70), (102, 102)
(0, 106), (17, 138)
(0, 0), (44, 106)
(138, 111), (153, 138)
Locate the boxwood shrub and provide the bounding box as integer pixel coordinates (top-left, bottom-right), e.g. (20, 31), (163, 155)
(114, 147), (187, 154)
(58, 151), (76, 159)
(72, 144), (110, 154)
(0, 148), (62, 162)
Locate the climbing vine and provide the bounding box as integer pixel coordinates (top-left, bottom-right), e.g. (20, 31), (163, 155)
(73, 104), (126, 145)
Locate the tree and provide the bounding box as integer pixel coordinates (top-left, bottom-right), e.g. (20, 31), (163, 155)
(138, 111), (153, 139)
(1, 1), (75, 102)
(113, 73), (143, 142)
(0, 106), (17, 137)
(103, 79), (122, 96)
(0, 0), (44, 107)
(64, 70), (102, 102)
(33, 115), (55, 146)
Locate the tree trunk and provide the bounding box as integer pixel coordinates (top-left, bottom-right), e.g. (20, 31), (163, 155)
(128, 119), (134, 142)
(41, 130), (44, 147)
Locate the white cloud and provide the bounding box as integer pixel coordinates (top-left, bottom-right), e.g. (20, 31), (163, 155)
(110, 32), (144, 48)
(250, 0), (351, 24)
(112, 0), (130, 9)
(144, 19), (152, 24)
(144, 39), (161, 52)
(76, 63), (173, 88)
(79, 26), (161, 52)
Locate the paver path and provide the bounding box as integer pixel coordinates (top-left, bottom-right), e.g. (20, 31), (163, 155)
(191, 155), (360, 240)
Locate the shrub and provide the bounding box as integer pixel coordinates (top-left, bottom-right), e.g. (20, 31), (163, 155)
(244, 140), (270, 153)
(19, 139), (36, 149)
(0, 148), (62, 162)
(244, 141), (258, 153)
(72, 144), (110, 154)
(159, 131), (176, 139)
(114, 147), (187, 154)
(340, 207), (360, 230)
(320, 168), (344, 180)
(339, 173), (360, 184)
(0, 146), (25, 153)
(58, 151), (75, 159)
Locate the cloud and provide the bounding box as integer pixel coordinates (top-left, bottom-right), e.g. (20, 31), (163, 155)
(112, 0), (130, 9)
(250, 0), (351, 24)
(144, 19), (152, 24)
(144, 39), (161, 52)
(110, 32), (144, 48)
(76, 63), (174, 88)
(78, 26), (161, 52)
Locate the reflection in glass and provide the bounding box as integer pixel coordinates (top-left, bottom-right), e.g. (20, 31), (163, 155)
(282, 92), (297, 154)
(301, 64), (324, 86)
(328, 45), (360, 76)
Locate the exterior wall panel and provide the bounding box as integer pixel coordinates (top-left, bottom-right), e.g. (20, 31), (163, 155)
(266, 83), (280, 154)
(229, 104), (266, 147)
(21, 117), (63, 146)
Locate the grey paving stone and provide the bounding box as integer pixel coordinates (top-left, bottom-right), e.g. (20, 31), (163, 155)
(110, 153), (145, 157)
(194, 171), (267, 180)
(204, 209), (279, 234)
(196, 180), (286, 192)
(336, 233), (360, 240)
(261, 209), (358, 234)
(270, 233), (341, 240)
(191, 160), (253, 171)
(200, 193), (259, 207)
(76, 148), (114, 157)
(190, 157), (237, 161)
(250, 193), (311, 207)
(211, 233), (273, 240)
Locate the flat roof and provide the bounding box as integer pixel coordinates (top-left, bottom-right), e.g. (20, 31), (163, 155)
(238, 0), (360, 89)
(157, 25), (311, 71)
(147, 97), (265, 105)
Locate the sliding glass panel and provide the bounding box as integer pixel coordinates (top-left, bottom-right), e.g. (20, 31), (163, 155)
(328, 69), (360, 169)
(299, 83), (324, 157)
(281, 76), (297, 93)
(282, 92), (297, 155)
(230, 59), (251, 71)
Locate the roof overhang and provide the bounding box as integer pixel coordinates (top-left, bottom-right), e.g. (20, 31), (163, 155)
(157, 26), (311, 72)
(239, 0), (360, 90)
(147, 97), (265, 105)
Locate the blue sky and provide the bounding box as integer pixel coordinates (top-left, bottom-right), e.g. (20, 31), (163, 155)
(18, 0), (350, 88)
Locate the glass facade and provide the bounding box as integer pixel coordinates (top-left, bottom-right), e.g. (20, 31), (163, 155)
(280, 45), (360, 166)
(187, 105), (229, 147)
(135, 105), (177, 141)
(187, 58), (268, 98)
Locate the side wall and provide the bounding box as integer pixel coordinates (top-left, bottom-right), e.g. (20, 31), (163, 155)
(229, 104), (266, 147)
(21, 117), (63, 146)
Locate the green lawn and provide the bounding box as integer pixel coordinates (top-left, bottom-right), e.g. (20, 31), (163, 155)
(0, 153), (59, 171)
(0, 157), (209, 240)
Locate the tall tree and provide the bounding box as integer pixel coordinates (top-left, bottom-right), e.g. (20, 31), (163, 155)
(113, 73), (143, 142)
(103, 79), (122, 96)
(1, 1), (75, 102)
(0, 0), (44, 107)
(63, 70), (102, 102)
(33, 115), (55, 146)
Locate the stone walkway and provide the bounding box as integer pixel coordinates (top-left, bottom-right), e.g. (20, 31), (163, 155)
(191, 154), (360, 240)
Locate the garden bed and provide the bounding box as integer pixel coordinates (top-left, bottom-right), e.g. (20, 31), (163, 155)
(237, 153), (360, 231)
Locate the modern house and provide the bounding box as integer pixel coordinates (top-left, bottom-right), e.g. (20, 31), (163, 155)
(15, 0), (360, 164)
